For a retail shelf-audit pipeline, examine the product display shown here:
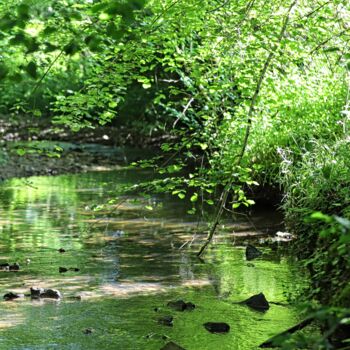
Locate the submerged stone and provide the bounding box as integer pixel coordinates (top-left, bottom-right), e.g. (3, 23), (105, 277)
(3, 292), (24, 301)
(161, 341), (186, 350)
(158, 316), (173, 327)
(59, 267), (68, 273)
(167, 300), (195, 311)
(204, 322), (230, 333)
(243, 292), (269, 311)
(58, 248), (66, 253)
(245, 245), (262, 261)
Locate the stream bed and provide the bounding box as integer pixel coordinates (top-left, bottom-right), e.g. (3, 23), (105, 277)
(0, 169), (306, 349)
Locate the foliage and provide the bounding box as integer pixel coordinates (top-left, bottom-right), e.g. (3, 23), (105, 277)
(1, 2), (350, 342)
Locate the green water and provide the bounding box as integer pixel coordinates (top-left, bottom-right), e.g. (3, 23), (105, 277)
(0, 169), (304, 350)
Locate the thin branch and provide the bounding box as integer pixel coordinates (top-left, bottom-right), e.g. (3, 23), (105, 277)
(208, 0), (230, 13)
(30, 49), (65, 96)
(310, 28), (349, 54)
(292, 0), (331, 23)
(173, 97), (194, 128)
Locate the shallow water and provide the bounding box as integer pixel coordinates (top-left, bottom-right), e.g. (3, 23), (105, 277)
(0, 169), (304, 350)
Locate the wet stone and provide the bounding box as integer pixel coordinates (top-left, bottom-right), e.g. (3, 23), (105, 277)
(203, 322), (230, 334)
(30, 287), (61, 299)
(243, 292), (269, 311)
(160, 341), (186, 350)
(246, 245), (262, 261)
(158, 316), (173, 327)
(59, 267), (68, 273)
(58, 248), (66, 253)
(0, 263), (10, 270)
(83, 328), (94, 335)
(9, 263), (20, 271)
(30, 287), (45, 299)
(3, 292), (25, 301)
(167, 300), (195, 311)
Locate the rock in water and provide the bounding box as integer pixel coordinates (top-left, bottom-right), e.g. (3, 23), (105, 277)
(30, 287), (61, 299)
(185, 302), (195, 310)
(41, 289), (61, 299)
(167, 300), (187, 311)
(161, 341), (186, 350)
(158, 316), (173, 327)
(167, 300), (195, 311)
(59, 267), (68, 273)
(83, 328), (94, 335)
(3, 292), (24, 301)
(0, 263), (10, 270)
(245, 245), (262, 261)
(9, 263), (20, 271)
(243, 293), (269, 311)
(203, 322), (230, 333)
(30, 287), (45, 299)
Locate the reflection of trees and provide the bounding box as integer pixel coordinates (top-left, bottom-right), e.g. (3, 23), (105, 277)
(0, 186), (14, 209)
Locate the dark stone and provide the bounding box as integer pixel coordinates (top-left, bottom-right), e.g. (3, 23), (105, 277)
(0, 263), (10, 269)
(167, 300), (195, 311)
(245, 245), (262, 261)
(167, 300), (187, 311)
(3, 292), (24, 301)
(160, 341), (186, 350)
(243, 292), (269, 311)
(41, 289), (61, 299)
(69, 267), (80, 272)
(9, 263), (20, 271)
(58, 248), (66, 253)
(203, 322), (230, 333)
(154, 307), (160, 312)
(30, 287), (61, 299)
(59, 267), (68, 273)
(83, 328), (94, 335)
(185, 302), (195, 310)
(158, 316), (173, 327)
(30, 287), (45, 299)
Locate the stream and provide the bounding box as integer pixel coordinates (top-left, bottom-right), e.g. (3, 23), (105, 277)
(0, 168), (306, 349)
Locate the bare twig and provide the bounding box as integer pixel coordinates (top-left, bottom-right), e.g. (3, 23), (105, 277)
(173, 97), (195, 128)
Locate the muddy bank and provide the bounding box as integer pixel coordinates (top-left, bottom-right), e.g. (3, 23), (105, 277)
(0, 141), (155, 181)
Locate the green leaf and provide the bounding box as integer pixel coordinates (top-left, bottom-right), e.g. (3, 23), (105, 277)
(190, 193), (198, 202)
(178, 193), (185, 199)
(310, 212), (332, 223)
(17, 148), (26, 156)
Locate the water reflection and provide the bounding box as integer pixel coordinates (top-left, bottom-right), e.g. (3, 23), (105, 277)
(0, 169), (304, 349)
